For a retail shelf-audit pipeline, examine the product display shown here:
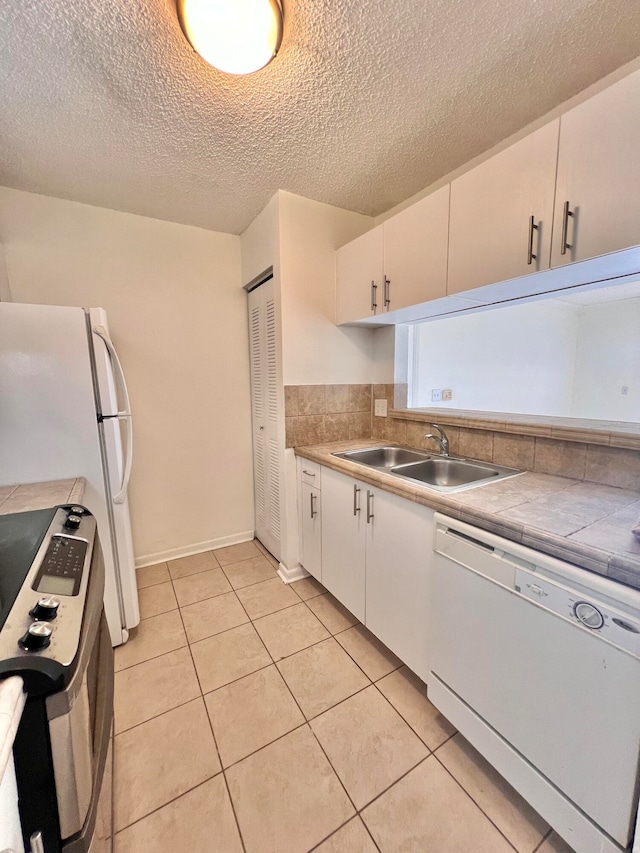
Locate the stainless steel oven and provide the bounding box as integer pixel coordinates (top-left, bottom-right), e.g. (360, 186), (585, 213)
(0, 505), (114, 853)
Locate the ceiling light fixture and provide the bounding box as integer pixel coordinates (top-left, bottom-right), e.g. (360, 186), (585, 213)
(176, 0), (283, 76)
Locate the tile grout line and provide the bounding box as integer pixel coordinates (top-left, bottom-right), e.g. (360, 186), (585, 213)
(296, 595), (404, 684)
(203, 579), (328, 851)
(269, 578), (527, 850)
(173, 588), (249, 853)
(113, 644), (202, 736)
(532, 827), (554, 852)
(306, 816), (380, 852)
(370, 679), (439, 755)
(237, 588), (305, 623)
(354, 753), (433, 818)
(200, 571), (371, 851)
(134, 552), (556, 852)
(112, 771), (234, 842)
(431, 751), (524, 853)
(123, 557), (349, 846)
(246, 592), (403, 852)
(131, 552), (510, 853)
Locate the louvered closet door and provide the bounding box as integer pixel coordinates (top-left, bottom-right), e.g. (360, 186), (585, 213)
(248, 280), (281, 560)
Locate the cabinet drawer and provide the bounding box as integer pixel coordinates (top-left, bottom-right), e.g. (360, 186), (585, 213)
(300, 461), (321, 488)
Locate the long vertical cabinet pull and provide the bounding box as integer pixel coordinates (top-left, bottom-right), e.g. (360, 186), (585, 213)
(383, 276), (391, 309)
(310, 492), (317, 519)
(353, 484), (361, 516)
(527, 215), (539, 265)
(560, 200), (574, 255)
(370, 280), (378, 313)
(366, 490), (374, 523)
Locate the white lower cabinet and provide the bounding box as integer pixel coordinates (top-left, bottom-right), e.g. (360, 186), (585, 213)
(365, 488), (434, 682)
(299, 481), (322, 581)
(320, 467), (367, 622)
(307, 464), (434, 678)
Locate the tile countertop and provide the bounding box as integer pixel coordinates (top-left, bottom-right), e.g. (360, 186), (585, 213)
(295, 440), (640, 591)
(0, 478), (86, 515)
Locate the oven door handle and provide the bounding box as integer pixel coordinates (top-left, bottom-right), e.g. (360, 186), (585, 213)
(61, 612), (114, 853)
(26, 831), (45, 853)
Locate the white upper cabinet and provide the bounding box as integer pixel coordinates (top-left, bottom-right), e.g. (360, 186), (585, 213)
(447, 120), (560, 295)
(336, 225), (384, 324)
(551, 70), (640, 267)
(334, 68), (640, 320)
(382, 185), (449, 311)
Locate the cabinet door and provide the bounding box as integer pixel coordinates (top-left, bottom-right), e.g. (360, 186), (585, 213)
(447, 120), (559, 295)
(248, 281), (282, 560)
(365, 488), (434, 682)
(336, 225), (384, 324)
(383, 185), (449, 311)
(551, 70), (640, 267)
(320, 467), (366, 621)
(300, 482), (322, 581)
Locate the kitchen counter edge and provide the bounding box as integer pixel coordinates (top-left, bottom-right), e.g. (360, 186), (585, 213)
(294, 440), (640, 591)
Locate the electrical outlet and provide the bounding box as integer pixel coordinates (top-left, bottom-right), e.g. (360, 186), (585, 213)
(442, 389), (453, 401)
(374, 399), (388, 417)
(431, 389), (442, 403)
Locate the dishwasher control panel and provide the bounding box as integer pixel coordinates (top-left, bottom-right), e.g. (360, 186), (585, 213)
(515, 568), (640, 657)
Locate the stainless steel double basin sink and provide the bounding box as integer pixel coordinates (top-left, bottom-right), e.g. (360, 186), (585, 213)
(332, 446), (522, 493)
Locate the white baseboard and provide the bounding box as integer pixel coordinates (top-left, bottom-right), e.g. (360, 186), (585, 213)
(277, 561), (310, 584)
(135, 530), (255, 568)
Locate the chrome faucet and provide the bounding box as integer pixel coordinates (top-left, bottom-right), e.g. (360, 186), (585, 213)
(424, 423), (449, 456)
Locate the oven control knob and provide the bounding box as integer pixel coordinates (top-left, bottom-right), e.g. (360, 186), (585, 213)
(64, 513), (82, 530)
(19, 621), (53, 651)
(574, 601), (604, 630)
(30, 597), (60, 621)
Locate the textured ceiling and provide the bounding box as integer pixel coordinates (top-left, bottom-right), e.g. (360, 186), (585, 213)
(1, 1), (640, 234)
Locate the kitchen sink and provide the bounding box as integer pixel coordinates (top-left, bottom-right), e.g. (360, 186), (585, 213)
(391, 458), (503, 490)
(332, 446), (431, 468)
(332, 445), (522, 492)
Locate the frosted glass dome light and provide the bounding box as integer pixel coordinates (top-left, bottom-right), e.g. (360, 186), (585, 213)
(177, 0), (283, 75)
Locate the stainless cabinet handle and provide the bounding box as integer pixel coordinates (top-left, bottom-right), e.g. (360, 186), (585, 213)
(560, 200), (574, 256)
(383, 275), (391, 309)
(370, 280), (377, 312)
(302, 470), (316, 477)
(366, 490), (374, 523)
(527, 215), (539, 265)
(353, 484), (361, 515)
(310, 492), (317, 518)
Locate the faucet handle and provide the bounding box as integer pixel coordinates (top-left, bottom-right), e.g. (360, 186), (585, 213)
(424, 423), (449, 456)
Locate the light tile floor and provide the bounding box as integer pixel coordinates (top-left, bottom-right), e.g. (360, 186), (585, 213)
(113, 539), (576, 853)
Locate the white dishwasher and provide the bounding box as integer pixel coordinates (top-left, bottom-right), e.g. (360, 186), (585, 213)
(428, 514), (640, 853)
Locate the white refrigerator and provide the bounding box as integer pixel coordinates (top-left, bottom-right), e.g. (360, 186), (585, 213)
(0, 302), (140, 645)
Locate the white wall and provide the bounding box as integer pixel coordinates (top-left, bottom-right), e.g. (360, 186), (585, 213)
(0, 186), (254, 563)
(241, 194), (281, 288)
(571, 299), (640, 421)
(411, 300), (579, 415)
(278, 191), (375, 384)
(240, 191), (384, 575)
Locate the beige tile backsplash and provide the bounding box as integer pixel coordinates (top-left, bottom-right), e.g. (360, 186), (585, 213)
(285, 385), (371, 447)
(286, 382), (640, 490)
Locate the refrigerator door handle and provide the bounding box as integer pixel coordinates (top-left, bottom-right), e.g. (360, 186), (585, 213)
(113, 412), (133, 504)
(92, 325), (133, 504)
(92, 326), (132, 418)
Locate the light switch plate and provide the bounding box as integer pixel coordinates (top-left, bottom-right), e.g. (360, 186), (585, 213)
(374, 399), (388, 417)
